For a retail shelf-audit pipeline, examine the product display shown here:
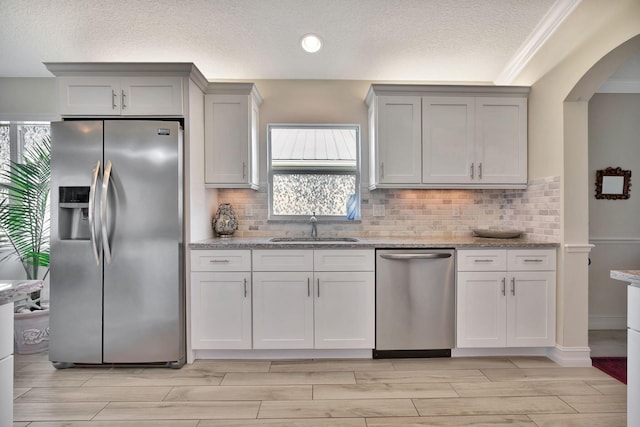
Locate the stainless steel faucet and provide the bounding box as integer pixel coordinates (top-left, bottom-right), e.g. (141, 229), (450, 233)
(310, 211), (318, 239)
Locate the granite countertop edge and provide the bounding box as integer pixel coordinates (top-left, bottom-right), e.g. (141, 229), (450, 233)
(611, 270), (640, 284)
(189, 237), (560, 250)
(0, 280), (44, 306)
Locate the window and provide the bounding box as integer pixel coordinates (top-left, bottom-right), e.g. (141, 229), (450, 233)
(268, 124), (360, 219)
(0, 121), (50, 175)
(0, 121), (50, 246)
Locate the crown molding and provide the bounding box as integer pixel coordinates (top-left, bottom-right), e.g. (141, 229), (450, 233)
(494, 0), (582, 85)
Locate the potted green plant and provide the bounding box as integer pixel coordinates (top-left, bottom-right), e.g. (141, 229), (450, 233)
(0, 135), (50, 353)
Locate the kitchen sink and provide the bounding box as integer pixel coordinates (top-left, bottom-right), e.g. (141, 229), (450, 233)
(269, 237), (359, 243)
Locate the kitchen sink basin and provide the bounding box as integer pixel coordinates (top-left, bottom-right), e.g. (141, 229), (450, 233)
(269, 237), (359, 243)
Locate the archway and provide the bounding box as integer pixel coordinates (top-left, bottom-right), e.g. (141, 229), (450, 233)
(556, 34), (640, 365)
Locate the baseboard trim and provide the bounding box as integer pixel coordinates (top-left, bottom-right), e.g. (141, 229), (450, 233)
(193, 349), (372, 360)
(589, 316), (627, 330)
(547, 345), (592, 367)
(451, 347), (549, 358)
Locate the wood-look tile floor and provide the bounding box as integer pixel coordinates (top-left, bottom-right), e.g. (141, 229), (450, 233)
(13, 352), (627, 426)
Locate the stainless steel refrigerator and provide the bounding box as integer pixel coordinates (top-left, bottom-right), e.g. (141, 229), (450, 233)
(49, 120), (184, 368)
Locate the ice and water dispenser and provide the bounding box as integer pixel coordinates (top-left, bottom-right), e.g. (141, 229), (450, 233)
(58, 187), (91, 240)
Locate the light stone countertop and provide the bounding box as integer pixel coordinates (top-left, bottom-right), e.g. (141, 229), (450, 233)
(190, 236), (559, 250)
(611, 270), (640, 284)
(0, 280), (44, 305)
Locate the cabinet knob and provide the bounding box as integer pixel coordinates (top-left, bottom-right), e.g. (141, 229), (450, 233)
(121, 90), (127, 109)
(112, 90), (117, 109)
(470, 163), (474, 179)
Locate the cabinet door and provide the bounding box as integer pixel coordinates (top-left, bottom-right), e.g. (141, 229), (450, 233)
(475, 97), (527, 184)
(121, 77), (183, 116)
(253, 272), (314, 349)
(57, 76), (121, 116)
(0, 355), (12, 427)
(204, 94), (251, 186)
(422, 96), (475, 184)
(376, 96), (422, 184)
(191, 272), (251, 349)
(507, 271), (555, 347)
(456, 272), (507, 348)
(314, 271), (375, 349)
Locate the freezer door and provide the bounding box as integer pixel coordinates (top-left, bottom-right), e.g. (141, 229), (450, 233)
(49, 121), (104, 364)
(102, 120), (183, 363)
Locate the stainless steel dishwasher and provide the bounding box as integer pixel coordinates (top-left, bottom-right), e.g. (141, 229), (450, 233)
(374, 248), (455, 358)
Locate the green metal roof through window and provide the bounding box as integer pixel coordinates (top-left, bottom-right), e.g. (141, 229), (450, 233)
(271, 128), (356, 169)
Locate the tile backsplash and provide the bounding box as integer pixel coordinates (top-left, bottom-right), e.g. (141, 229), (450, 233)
(215, 176), (560, 242)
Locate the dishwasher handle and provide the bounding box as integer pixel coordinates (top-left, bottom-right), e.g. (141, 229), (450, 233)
(379, 253), (452, 260)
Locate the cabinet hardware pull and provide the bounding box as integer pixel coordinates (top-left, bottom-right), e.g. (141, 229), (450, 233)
(307, 277), (310, 297)
(381, 162), (384, 179)
(242, 162), (246, 179)
(501, 277), (506, 296)
(474, 259), (493, 263)
(121, 90), (127, 109)
(511, 277), (516, 296)
(317, 278), (320, 298)
(478, 162), (482, 179)
(523, 259), (543, 263)
(470, 163), (474, 179)
(112, 90), (117, 109)
(244, 278), (247, 298)
(209, 259), (230, 263)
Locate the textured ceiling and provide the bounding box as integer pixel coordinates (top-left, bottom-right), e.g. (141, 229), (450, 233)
(1, 0), (562, 82)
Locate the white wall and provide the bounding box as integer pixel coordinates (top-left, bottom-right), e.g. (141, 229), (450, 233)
(0, 78), (57, 120)
(588, 93), (640, 329)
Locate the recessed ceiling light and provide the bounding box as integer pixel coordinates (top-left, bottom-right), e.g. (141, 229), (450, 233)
(300, 33), (323, 53)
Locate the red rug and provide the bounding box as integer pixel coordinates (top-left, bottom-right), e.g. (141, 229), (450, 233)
(591, 357), (627, 384)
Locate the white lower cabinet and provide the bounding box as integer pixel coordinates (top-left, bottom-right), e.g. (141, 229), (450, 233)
(314, 271), (375, 349)
(456, 249), (556, 348)
(252, 249), (375, 350)
(253, 272), (314, 349)
(190, 250), (252, 350)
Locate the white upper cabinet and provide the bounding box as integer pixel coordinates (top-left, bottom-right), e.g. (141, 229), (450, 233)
(57, 76), (183, 116)
(44, 63), (206, 117)
(204, 83), (262, 189)
(371, 96), (422, 184)
(422, 96), (475, 184)
(474, 97), (527, 185)
(367, 85), (529, 189)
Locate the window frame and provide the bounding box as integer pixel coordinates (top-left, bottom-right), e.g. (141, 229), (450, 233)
(267, 123), (361, 221)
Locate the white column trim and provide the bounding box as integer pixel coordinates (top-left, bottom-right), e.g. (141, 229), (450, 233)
(564, 243), (595, 253)
(547, 345), (592, 367)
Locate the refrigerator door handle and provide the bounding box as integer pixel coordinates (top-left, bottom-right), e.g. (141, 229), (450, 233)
(88, 161), (101, 266)
(101, 160), (113, 264)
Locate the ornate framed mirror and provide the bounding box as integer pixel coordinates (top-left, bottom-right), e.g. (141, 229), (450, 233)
(595, 167), (631, 200)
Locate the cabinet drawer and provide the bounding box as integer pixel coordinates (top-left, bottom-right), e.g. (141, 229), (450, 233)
(314, 250), (375, 272)
(508, 249), (556, 271)
(253, 250), (314, 271)
(457, 250), (507, 271)
(191, 250), (251, 271)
